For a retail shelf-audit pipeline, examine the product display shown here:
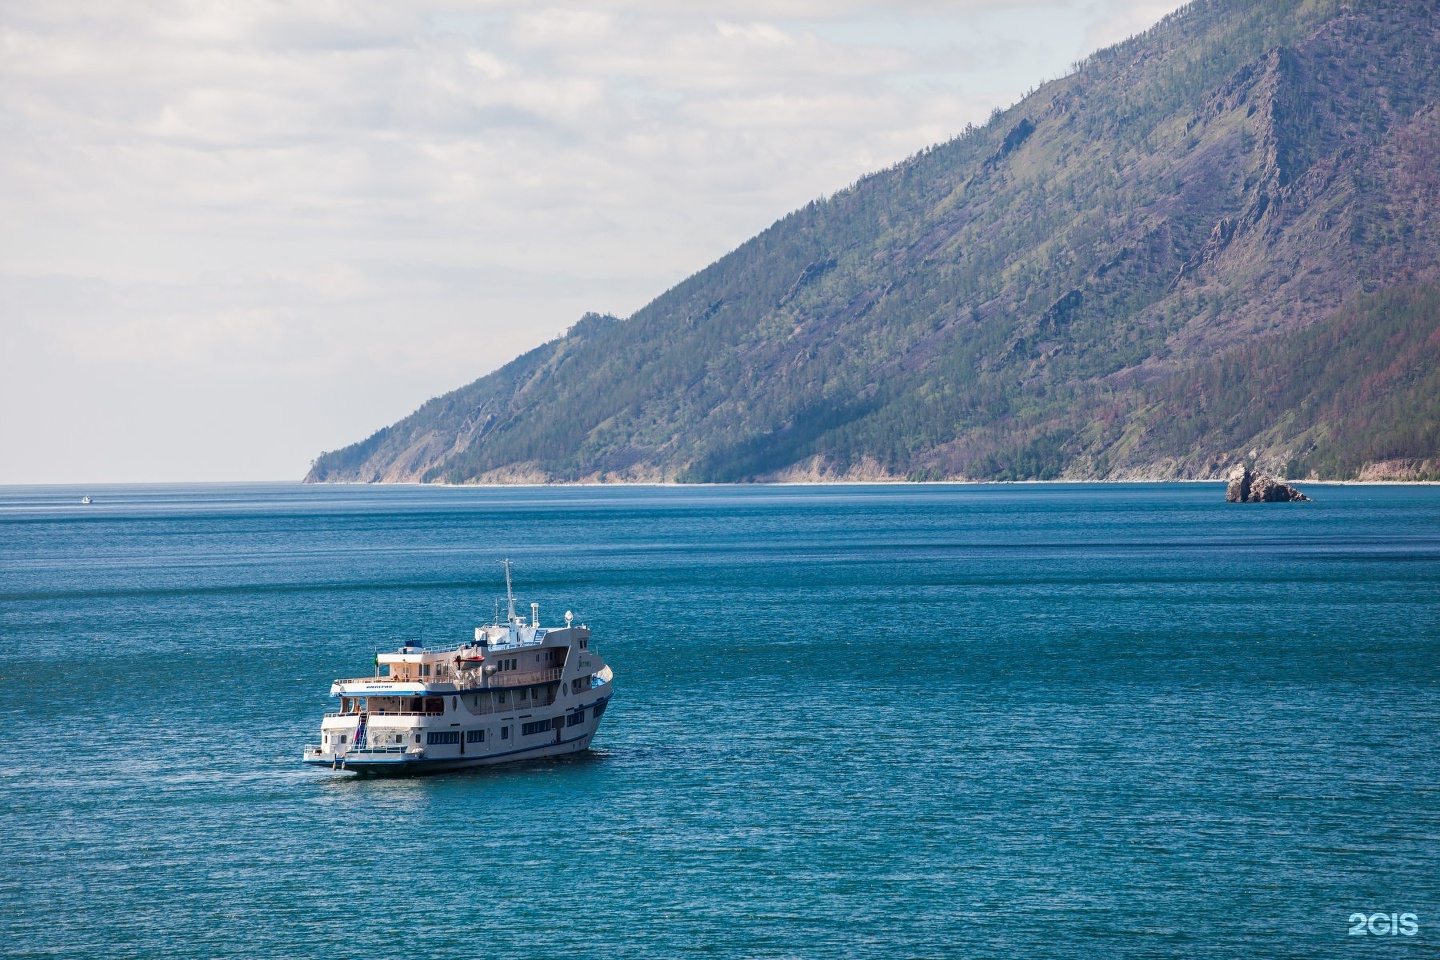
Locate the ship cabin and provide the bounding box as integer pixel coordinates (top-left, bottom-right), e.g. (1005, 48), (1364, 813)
(326, 606), (599, 723)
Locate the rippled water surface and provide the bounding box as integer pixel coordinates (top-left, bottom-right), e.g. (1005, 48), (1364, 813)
(2, 482), (1437, 958)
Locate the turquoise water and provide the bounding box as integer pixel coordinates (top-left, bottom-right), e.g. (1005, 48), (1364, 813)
(1, 482), (1437, 958)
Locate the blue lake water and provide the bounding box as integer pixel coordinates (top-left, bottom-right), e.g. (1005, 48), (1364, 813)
(1, 482), (1437, 958)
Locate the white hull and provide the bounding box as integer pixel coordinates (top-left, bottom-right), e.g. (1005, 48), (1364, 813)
(307, 728), (598, 776)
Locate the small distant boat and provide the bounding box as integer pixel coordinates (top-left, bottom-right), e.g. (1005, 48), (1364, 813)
(80, 496), (93, 505)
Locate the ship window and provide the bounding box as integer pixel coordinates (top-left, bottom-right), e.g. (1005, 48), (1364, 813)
(500, 726), (509, 740)
(519, 688), (528, 701)
(415, 734), (421, 743)
(567, 710), (585, 727)
(425, 698), (444, 714)
(339, 734), (347, 744)
(421, 664), (430, 677)
(521, 720), (551, 736)
(452, 697), (457, 710)
(593, 700), (607, 719)
(580, 639), (587, 649)
(426, 731), (460, 745)
(466, 730), (485, 743)
(497, 691), (506, 704)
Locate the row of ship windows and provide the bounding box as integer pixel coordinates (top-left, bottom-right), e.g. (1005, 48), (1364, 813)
(423, 729), (499, 744)
(491, 649), (567, 674)
(455, 677), (594, 710)
(330, 706), (599, 748)
(421, 709), (588, 744)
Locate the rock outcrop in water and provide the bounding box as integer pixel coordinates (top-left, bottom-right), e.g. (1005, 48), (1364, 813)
(1226, 465), (1312, 503)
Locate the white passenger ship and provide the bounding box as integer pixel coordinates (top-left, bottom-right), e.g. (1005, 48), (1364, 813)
(303, 564), (614, 775)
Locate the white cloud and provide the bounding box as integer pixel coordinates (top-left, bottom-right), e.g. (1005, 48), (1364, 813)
(0, 0), (1183, 482)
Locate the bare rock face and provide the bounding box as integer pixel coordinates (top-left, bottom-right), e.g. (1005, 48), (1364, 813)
(1226, 464), (1313, 502)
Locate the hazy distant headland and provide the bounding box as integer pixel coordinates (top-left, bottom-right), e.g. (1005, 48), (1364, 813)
(307, 0), (1440, 487)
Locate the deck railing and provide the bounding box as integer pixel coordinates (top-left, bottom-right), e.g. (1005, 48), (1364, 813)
(324, 708), (440, 719)
(497, 667), (564, 688)
(323, 683), (561, 722)
(304, 743), (416, 762)
(462, 691), (556, 716)
(332, 666), (564, 692)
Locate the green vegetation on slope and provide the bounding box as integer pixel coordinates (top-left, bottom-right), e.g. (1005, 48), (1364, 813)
(1139, 284), (1440, 480)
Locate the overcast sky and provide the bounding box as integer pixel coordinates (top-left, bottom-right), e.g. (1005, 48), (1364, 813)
(1, 0), (1183, 484)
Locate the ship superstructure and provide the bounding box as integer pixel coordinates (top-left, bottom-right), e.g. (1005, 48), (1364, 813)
(303, 563), (614, 774)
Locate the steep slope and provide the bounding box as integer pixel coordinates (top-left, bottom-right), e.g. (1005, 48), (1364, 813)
(308, 0), (1440, 484)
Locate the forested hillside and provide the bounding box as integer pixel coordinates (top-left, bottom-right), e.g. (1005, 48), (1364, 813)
(308, 0), (1440, 484)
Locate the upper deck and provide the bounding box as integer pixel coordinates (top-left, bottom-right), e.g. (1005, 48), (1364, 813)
(329, 618), (596, 697)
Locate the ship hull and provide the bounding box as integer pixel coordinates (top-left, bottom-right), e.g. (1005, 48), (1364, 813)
(305, 729), (598, 776)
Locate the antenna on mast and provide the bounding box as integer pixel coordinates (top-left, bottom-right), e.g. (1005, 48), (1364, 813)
(502, 558), (517, 623)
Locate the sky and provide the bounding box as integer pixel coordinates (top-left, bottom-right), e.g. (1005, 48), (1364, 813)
(0, 0), (1184, 484)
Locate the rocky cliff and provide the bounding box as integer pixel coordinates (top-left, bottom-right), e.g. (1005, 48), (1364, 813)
(1225, 465), (1312, 502)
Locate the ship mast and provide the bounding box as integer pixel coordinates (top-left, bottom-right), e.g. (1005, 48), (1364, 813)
(502, 558), (517, 624)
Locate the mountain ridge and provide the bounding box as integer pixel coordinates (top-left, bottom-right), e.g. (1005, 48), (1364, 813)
(308, 0), (1440, 485)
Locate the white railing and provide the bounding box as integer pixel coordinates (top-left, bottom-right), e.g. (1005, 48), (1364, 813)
(498, 667), (563, 688)
(305, 743), (417, 762)
(362, 692), (558, 718)
(333, 666), (564, 692)
(324, 693), (558, 723)
(426, 666), (563, 692)
(465, 693), (555, 716)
